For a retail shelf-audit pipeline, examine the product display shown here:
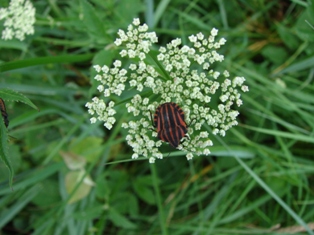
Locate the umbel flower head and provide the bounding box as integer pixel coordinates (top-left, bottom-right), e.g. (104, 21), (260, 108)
(0, 0), (36, 41)
(86, 18), (249, 163)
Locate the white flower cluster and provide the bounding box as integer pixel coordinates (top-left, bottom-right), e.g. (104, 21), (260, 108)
(0, 0), (36, 41)
(86, 18), (249, 163)
(85, 97), (116, 130)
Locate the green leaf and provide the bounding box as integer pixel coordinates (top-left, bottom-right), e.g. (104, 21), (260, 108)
(108, 207), (137, 229)
(276, 23), (300, 49)
(0, 115), (13, 188)
(261, 45), (288, 65)
(0, 89), (38, 111)
(68, 137), (103, 163)
(71, 203), (103, 220)
(132, 176), (156, 205)
(92, 49), (115, 69)
(65, 170), (95, 204)
(115, 0), (143, 26)
(79, 0), (108, 40)
(295, 4), (314, 42)
(31, 179), (61, 207)
(60, 151), (86, 170)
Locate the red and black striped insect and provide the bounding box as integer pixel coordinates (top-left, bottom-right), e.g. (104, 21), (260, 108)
(152, 102), (188, 148)
(0, 98), (9, 128)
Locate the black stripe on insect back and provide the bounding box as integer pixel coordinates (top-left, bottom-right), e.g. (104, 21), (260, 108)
(171, 103), (187, 147)
(0, 98), (9, 128)
(164, 103), (183, 147)
(154, 102), (188, 148)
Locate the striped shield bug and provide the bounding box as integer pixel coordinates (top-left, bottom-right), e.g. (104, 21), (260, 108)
(152, 102), (188, 148)
(0, 98), (9, 128)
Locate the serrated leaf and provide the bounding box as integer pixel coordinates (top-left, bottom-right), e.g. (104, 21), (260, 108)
(0, 116), (13, 188)
(0, 89), (38, 111)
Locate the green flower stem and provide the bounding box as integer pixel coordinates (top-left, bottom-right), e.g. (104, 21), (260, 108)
(150, 163), (168, 235)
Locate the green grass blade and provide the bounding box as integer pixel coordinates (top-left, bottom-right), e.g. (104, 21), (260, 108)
(0, 162), (63, 196)
(0, 117), (13, 189)
(0, 184), (41, 228)
(235, 157), (314, 235)
(0, 53), (94, 72)
(242, 124), (314, 143)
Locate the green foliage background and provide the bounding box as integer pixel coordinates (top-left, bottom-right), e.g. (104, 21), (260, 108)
(1, 0), (314, 234)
